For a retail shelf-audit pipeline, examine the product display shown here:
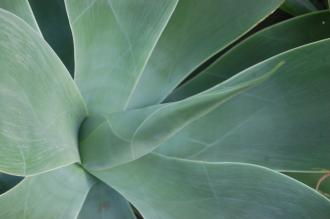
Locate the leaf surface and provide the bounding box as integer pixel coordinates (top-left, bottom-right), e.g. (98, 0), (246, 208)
(281, 0), (319, 15)
(66, 0), (283, 114)
(0, 165), (94, 219)
(65, 0), (178, 114)
(169, 11), (330, 101)
(79, 61), (282, 170)
(78, 182), (136, 219)
(125, 0), (284, 109)
(156, 39), (330, 172)
(89, 154), (330, 219)
(0, 9), (87, 176)
(0, 0), (40, 32)
(286, 172), (330, 199)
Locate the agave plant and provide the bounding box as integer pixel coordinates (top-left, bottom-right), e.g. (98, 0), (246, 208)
(0, 0), (330, 218)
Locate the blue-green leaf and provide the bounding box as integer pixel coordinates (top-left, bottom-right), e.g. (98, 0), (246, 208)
(169, 11), (330, 101)
(157, 39), (330, 172)
(89, 154), (330, 219)
(65, 0), (178, 114)
(78, 182), (136, 219)
(79, 61), (282, 170)
(0, 0), (40, 32)
(0, 165), (94, 218)
(0, 9), (87, 176)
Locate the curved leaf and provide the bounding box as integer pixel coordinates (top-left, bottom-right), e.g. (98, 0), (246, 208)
(79, 61), (283, 170)
(169, 11), (330, 101)
(89, 154), (330, 219)
(0, 165), (94, 219)
(0, 0), (40, 32)
(65, 0), (178, 114)
(78, 182), (136, 219)
(157, 39), (330, 171)
(0, 9), (87, 176)
(66, 0), (283, 114)
(281, 0), (319, 15)
(125, 0), (284, 109)
(286, 172), (330, 198)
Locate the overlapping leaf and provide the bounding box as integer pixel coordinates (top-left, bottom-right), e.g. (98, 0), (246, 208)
(0, 0), (40, 33)
(286, 172), (330, 198)
(1, 1), (329, 219)
(169, 11), (330, 101)
(281, 0), (320, 15)
(78, 182), (136, 219)
(156, 39), (330, 172)
(79, 61), (282, 170)
(66, 0), (283, 114)
(0, 165), (94, 218)
(0, 9), (87, 176)
(89, 153), (330, 219)
(65, 0), (179, 114)
(124, 0), (284, 109)
(81, 37), (330, 173)
(1, 0), (75, 74)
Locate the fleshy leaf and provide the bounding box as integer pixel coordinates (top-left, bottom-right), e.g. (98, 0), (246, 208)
(0, 0), (40, 33)
(89, 154), (330, 219)
(66, 0), (283, 114)
(0, 165), (95, 218)
(65, 0), (178, 114)
(286, 172), (330, 199)
(125, 0), (284, 109)
(0, 9), (87, 176)
(281, 0), (320, 15)
(156, 39), (330, 172)
(78, 182), (136, 219)
(169, 11), (330, 101)
(79, 61), (282, 170)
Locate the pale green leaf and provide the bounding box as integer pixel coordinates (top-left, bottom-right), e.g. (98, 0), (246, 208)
(66, 0), (283, 114)
(157, 39), (330, 172)
(88, 154), (330, 219)
(0, 0), (40, 33)
(79, 61), (283, 170)
(78, 182), (136, 219)
(0, 165), (95, 219)
(169, 11), (330, 101)
(65, 0), (178, 114)
(125, 0), (284, 109)
(0, 9), (87, 176)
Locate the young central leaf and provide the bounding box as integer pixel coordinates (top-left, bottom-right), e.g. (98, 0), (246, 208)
(78, 61), (282, 170)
